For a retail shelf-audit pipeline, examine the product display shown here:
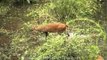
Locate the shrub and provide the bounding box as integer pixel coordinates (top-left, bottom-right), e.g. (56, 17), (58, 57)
(49, 0), (99, 20)
(19, 18), (105, 60)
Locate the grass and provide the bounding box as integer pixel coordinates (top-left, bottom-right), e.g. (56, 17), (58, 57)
(8, 18), (105, 60)
(0, 0), (106, 60)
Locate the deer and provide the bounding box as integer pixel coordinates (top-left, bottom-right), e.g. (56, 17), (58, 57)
(31, 22), (69, 37)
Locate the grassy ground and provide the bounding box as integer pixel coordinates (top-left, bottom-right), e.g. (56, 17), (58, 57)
(0, 1), (107, 60)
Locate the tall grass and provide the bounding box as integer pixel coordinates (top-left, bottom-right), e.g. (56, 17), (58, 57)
(0, 0), (106, 60)
(13, 18), (105, 60)
(49, 0), (99, 20)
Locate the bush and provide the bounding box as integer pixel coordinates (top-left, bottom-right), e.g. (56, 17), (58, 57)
(49, 0), (99, 20)
(18, 18), (105, 60)
(25, 34), (99, 60)
(0, 0), (105, 59)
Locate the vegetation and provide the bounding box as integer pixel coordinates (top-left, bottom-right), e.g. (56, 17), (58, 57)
(0, 0), (106, 60)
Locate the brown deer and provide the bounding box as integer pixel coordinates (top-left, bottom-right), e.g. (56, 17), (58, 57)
(31, 23), (68, 37)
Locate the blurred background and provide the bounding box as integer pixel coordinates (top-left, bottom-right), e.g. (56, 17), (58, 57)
(0, 0), (107, 60)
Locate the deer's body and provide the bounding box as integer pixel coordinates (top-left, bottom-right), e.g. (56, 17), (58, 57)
(32, 23), (68, 36)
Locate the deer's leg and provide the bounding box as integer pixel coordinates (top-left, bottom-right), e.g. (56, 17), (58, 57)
(44, 32), (48, 37)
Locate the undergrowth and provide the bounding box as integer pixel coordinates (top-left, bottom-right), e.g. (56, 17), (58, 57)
(9, 18), (106, 60)
(0, 0), (106, 60)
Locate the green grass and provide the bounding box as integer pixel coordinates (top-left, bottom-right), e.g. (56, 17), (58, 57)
(8, 18), (105, 60)
(0, 0), (106, 60)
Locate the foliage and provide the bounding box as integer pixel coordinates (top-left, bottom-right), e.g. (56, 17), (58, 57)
(49, 0), (99, 20)
(12, 0), (50, 4)
(26, 34), (100, 60)
(26, 0), (101, 21)
(10, 18), (104, 60)
(0, 3), (10, 15)
(1, 18), (105, 60)
(26, 2), (57, 24)
(0, 0), (106, 60)
(67, 18), (106, 46)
